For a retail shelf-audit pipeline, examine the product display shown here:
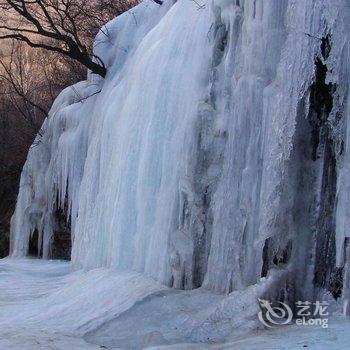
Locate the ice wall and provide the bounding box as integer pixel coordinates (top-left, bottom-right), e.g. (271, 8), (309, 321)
(10, 0), (350, 310)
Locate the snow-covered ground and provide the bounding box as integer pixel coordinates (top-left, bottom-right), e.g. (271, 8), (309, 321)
(150, 319), (350, 349)
(0, 258), (166, 349)
(0, 258), (349, 349)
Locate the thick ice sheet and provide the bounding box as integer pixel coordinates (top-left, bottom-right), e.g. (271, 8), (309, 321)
(0, 258), (287, 348)
(148, 317), (350, 350)
(7, 0), (350, 345)
(1, 258), (349, 350)
(0, 258), (166, 347)
(10, 0), (350, 302)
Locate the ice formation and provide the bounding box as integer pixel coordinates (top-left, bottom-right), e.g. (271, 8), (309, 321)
(5, 0), (350, 347)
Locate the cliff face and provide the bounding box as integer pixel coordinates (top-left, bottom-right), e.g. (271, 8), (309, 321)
(0, 166), (20, 258)
(8, 0), (350, 327)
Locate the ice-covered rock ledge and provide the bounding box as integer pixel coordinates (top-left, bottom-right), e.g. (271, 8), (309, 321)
(5, 0), (350, 347)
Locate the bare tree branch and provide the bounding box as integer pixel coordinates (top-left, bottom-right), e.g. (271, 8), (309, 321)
(0, 0), (118, 77)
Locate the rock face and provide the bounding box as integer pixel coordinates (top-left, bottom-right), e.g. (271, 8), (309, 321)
(0, 227), (9, 259)
(8, 0), (350, 319)
(51, 208), (71, 261)
(27, 207), (71, 260)
(0, 167), (19, 258)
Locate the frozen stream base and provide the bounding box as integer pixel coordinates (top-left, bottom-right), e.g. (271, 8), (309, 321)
(0, 258), (349, 350)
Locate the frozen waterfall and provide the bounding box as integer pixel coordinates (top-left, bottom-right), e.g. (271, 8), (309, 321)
(5, 0), (350, 347)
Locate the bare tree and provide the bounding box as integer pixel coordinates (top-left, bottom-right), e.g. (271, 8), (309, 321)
(0, 41), (49, 129)
(0, 0), (139, 141)
(0, 0), (124, 77)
